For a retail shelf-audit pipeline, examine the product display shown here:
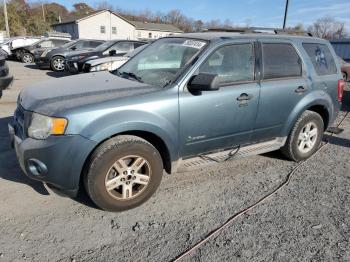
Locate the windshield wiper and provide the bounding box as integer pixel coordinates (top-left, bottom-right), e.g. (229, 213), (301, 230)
(120, 71), (143, 83)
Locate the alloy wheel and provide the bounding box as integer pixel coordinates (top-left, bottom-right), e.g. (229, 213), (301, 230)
(297, 122), (318, 154)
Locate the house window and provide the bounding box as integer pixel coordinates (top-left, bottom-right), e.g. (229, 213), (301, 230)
(112, 27), (117, 34)
(148, 32), (152, 38)
(100, 26), (106, 34)
(137, 31), (141, 38)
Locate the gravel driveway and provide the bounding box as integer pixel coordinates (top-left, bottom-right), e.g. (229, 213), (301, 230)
(0, 61), (349, 262)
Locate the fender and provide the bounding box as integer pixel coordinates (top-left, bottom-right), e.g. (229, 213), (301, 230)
(281, 90), (334, 137)
(68, 108), (179, 162)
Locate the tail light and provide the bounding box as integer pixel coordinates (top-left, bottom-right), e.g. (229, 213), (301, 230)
(338, 79), (345, 102)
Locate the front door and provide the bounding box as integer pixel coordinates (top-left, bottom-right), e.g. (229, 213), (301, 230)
(179, 42), (260, 157)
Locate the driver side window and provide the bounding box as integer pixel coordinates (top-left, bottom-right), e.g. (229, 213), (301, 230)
(199, 44), (255, 85)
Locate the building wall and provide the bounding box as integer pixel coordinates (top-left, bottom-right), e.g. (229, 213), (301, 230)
(77, 11), (136, 40)
(136, 30), (181, 40)
(53, 23), (79, 39)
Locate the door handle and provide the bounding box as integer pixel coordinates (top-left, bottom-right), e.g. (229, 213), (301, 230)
(295, 86), (307, 93)
(237, 93), (253, 101)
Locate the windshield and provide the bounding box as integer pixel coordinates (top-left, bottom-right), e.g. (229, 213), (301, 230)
(116, 38), (207, 87)
(125, 44), (149, 58)
(94, 40), (115, 52)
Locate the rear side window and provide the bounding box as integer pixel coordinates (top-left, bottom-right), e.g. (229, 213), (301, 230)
(262, 43), (302, 79)
(199, 44), (255, 85)
(303, 43), (337, 76)
(87, 41), (103, 48)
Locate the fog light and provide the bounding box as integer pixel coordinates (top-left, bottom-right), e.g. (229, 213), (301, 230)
(27, 158), (48, 176)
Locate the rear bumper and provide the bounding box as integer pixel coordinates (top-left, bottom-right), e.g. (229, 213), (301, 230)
(9, 121), (98, 197)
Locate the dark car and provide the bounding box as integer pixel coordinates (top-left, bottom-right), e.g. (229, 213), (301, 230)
(338, 56), (350, 82)
(9, 33), (343, 212)
(12, 38), (71, 63)
(0, 50), (13, 98)
(65, 40), (146, 74)
(35, 39), (105, 72)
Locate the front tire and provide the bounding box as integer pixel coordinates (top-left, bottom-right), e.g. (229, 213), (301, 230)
(281, 110), (324, 162)
(85, 135), (163, 212)
(21, 53), (34, 63)
(51, 56), (65, 71)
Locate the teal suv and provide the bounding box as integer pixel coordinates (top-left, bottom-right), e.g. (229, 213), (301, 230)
(9, 32), (344, 211)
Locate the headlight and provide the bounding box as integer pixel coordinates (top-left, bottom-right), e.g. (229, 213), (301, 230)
(90, 60), (126, 72)
(70, 55), (85, 61)
(90, 62), (112, 72)
(28, 113), (68, 140)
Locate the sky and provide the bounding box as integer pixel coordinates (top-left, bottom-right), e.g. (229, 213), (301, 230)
(40, 0), (350, 30)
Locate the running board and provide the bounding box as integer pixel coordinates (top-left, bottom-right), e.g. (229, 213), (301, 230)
(176, 137), (287, 173)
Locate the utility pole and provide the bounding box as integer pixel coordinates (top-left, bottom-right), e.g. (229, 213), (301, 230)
(283, 0), (290, 30)
(42, 3), (45, 22)
(3, 0), (10, 37)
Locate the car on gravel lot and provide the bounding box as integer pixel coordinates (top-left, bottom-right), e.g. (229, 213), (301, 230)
(338, 56), (350, 82)
(0, 50), (13, 98)
(1, 36), (41, 57)
(65, 40), (147, 74)
(9, 32), (344, 212)
(12, 38), (71, 63)
(82, 44), (149, 73)
(35, 39), (105, 72)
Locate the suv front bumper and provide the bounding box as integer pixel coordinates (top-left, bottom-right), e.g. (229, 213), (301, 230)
(8, 122), (97, 197)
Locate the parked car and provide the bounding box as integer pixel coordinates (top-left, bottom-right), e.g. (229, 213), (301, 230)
(0, 50), (13, 98)
(12, 38), (72, 63)
(1, 36), (41, 57)
(35, 39), (105, 71)
(338, 56), (350, 82)
(82, 44), (149, 73)
(9, 33), (344, 212)
(65, 40), (147, 74)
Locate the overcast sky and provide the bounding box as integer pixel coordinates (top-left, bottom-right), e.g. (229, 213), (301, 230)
(45, 0), (350, 30)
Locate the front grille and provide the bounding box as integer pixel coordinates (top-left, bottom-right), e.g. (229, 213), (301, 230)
(14, 105), (30, 139)
(83, 63), (91, 72)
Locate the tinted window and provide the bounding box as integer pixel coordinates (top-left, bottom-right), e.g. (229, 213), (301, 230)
(87, 41), (103, 48)
(199, 44), (255, 84)
(52, 40), (69, 47)
(262, 43), (302, 79)
(134, 42), (145, 48)
(303, 43), (337, 75)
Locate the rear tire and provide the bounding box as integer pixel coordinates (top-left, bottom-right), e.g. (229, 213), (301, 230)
(281, 110), (324, 162)
(84, 135), (163, 212)
(21, 53), (34, 63)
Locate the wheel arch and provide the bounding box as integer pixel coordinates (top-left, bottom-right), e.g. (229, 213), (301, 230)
(282, 92), (334, 136)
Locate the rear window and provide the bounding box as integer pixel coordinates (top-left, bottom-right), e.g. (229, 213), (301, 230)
(262, 43), (302, 79)
(303, 43), (337, 76)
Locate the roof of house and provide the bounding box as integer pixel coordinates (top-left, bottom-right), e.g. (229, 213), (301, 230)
(130, 21), (183, 33)
(52, 9), (183, 33)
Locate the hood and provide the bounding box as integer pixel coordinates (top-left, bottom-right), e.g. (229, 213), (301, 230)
(87, 56), (128, 67)
(19, 71), (160, 115)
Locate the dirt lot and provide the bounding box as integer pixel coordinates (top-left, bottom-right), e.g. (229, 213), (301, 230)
(0, 61), (350, 262)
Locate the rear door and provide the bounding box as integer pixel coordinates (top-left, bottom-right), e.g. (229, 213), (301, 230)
(252, 40), (309, 141)
(179, 41), (260, 157)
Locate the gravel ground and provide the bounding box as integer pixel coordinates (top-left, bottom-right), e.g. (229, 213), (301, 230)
(0, 61), (349, 262)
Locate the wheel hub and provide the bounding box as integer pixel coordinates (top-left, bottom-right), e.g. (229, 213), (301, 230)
(297, 122), (318, 154)
(105, 155), (151, 200)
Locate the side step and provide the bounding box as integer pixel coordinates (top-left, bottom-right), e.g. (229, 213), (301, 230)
(176, 137), (286, 173)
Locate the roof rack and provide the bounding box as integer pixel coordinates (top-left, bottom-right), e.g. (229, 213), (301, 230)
(203, 27), (313, 37)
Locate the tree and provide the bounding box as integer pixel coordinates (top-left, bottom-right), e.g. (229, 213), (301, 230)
(308, 16), (347, 39)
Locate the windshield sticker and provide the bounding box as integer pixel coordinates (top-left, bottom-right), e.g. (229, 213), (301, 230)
(315, 46), (328, 69)
(182, 40), (206, 49)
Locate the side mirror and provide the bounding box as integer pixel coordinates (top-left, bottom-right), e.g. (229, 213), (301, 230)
(36, 44), (41, 48)
(188, 73), (220, 92)
(109, 49), (117, 56)
(71, 46), (77, 50)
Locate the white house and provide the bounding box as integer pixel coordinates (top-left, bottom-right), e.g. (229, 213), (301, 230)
(52, 10), (183, 41)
